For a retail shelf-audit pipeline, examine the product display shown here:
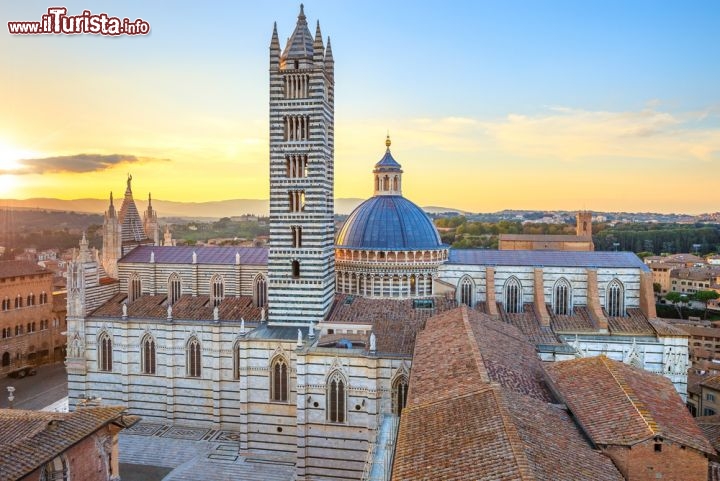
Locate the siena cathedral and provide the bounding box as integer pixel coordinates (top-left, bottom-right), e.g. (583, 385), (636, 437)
(65, 5), (689, 480)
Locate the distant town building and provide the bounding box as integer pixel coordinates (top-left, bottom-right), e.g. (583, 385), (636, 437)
(0, 260), (66, 376)
(670, 267), (720, 295)
(708, 255), (720, 266)
(498, 210), (594, 251)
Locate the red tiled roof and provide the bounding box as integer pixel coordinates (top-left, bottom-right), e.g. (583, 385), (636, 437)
(498, 303), (560, 345)
(605, 308), (655, 336)
(676, 324), (720, 339)
(0, 407), (139, 480)
(545, 356), (714, 454)
(702, 375), (720, 391)
(325, 295), (457, 355)
(648, 318), (690, 336)
(0, 260), (52, 279)
(696, 414), (720, 454)
(689, 373), (707, 396)
(90, 293), (262, 322)
(392, 306), (623, 481)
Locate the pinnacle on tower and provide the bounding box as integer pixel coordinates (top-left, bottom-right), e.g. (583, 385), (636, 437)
(313, 21), (324, 64)
(107, 192), (116, 218)
(324, 37), (334, 78)
(270, 22), (280, 69)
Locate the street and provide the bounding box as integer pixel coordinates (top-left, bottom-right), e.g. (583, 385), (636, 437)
(0, 362), (67, 410)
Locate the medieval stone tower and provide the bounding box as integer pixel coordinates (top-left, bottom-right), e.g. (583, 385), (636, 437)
(267, 5), (335, 325)
(576, 210), (593, 237)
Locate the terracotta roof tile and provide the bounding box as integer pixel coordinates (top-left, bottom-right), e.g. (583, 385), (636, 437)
(498, 303), (560, 344)
(606, 308), (655, 335)
(325, 295), (457, 355)
(0, 407), (138, 480)
(696, 414), (720, 454)
(0, 260), (52, 279)
(648, 318), (691, 336)
(545, 356), (714, 454)
(90, 293), (262, 322)
(702, 375), (720, 391)
(392, 306), (623, 481)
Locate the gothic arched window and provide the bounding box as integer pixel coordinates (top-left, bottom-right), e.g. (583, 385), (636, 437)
(459, 276), (474, 307)
(141, 334), (156, 375)
(606, 279), (625, 317)
(503, 277), (523, 314)
(553, 278), (572, 315)
(292, 260), (300, 278)
(168, 273), (182, 305)
(254, 274), (267, 308)
(39, 455), (68, 481)
(392, 374), (409, 416)
(186, 336), (201, 378)
(327, 370), (346, 423)
(2, 352), (9, 367)
(128, 273), (142, 303)
(98, 331), (112, 372)
(210, 274), (224, 307)
(270, 356), (289, 402)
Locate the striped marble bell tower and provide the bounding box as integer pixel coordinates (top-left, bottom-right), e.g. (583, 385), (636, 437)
(267, 5), (335, 325)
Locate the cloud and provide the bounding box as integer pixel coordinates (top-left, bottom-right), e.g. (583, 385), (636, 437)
(360, 106), (720, 165)
(1, 153), (169, 175)
(479, 107), (720, 163)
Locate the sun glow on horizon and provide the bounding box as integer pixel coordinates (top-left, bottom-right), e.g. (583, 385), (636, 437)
(0, 140), (42, 197)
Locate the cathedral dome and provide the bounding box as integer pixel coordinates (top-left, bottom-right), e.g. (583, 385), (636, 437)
(336, 195), (443, 250)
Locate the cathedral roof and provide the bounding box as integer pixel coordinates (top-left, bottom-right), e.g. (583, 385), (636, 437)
(392, 306), (625, 481)
(281, 4), (313, 61)
(90, 293), (263, 322)
(336, 196), (444, 250)
(119, 245), (268, 265)
(448, 249), (650, 271)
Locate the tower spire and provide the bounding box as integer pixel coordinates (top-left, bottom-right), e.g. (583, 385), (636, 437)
(313, 20), (324, 63)
(107, 192), (116, 218)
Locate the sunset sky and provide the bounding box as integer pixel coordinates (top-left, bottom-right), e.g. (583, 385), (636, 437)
(1, 1), (719, 213)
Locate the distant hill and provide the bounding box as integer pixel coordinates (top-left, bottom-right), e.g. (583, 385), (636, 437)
(1, 197), (372, 218)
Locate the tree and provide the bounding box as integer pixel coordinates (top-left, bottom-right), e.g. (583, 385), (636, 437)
(665, 291), (687, 319)
(692, 290), (720, 320)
